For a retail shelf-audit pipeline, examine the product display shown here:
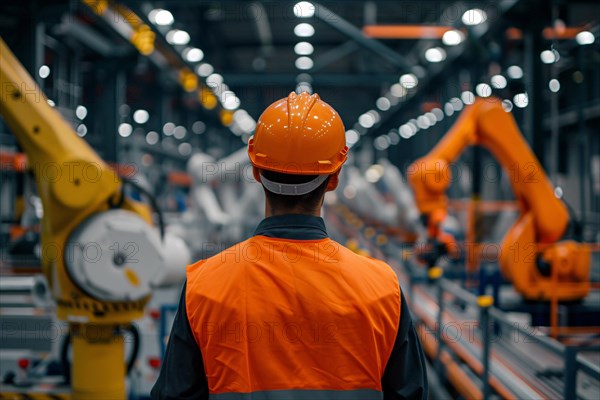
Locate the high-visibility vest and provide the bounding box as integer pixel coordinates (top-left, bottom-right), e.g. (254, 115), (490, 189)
(186, 235), (401, 399)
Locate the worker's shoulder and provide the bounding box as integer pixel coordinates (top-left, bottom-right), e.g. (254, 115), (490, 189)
(186, 237), (254, 275)
(335, 240), (398, 280)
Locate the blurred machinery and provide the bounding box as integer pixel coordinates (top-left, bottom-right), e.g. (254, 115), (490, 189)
(408, 97), (590, 302)
(0, 38), (190, 399)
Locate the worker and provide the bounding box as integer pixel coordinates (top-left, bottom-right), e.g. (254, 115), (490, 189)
(152, 92), (428, 400)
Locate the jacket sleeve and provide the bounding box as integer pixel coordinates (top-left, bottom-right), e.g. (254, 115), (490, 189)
(382, 289), (428, 400)
(151, 282), (209, 400)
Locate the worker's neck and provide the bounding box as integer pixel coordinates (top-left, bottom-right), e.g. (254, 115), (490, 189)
(265, 207), (321, 218)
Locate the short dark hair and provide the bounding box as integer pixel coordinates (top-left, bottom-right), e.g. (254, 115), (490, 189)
(260, 169), (330, 213)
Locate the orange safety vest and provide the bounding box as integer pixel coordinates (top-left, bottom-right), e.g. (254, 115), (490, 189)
(186, 235), (401, 399)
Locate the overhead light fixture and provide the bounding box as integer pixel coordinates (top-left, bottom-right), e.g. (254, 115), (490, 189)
(462, 9), (487, 26)
(346, 129), (359, 146)
(166, 29), (190, 45)
(173, 126), (187, 139)
(506, 65), (523, 79)
(196, 63), (214, 77)
(431, 108), (444, 122)
(425, 47), (446, 63)
(146, 131), (159, 145)
(442, 29), (464, 46)
(163, 122), (175, 135)
(399, 73), (418, 89)
(502, 99), (513, 112)
(540, 49), (558, 64)
(118, 123), (133, 137)
(358, 112), (376, 129)
(513, 93), (529, 108)
(374, 136), (390, 151)
(183, 47), (204, 62)
(222, 91), (241, 110)
(295, 56), (313, 70)
(75, 105), (88, 120)
(206, 73), (224, 86)
(294, 41), (314, 55)
(475, 83), (492, 97)
(490, 74), (507, 89)
(444, 102), (454, 117)
(294, 23), (315, 37)
(399, 124), (414, 139)
(38, 65), (50, 79)
(416, 115), (431, 130)
(76, 124), (87, 137)
(149, 9), (174, 26)
(178, 143), (192, 156)
(461, 91), (475, 105)
(425, 112), (437, 126)
(390, 83), (407, 98)
(575, 31), (595, 45)
(293, 2), (315, 18)
(133, 109), (150, 124)
(549, 79), (560, 93)
(376, 97), (391, 111)
(449, 97), (463, 111)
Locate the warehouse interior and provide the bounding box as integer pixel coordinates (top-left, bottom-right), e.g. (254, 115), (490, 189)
(0, 0), (599, 399)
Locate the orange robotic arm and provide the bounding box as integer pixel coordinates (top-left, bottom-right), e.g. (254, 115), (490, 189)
(408, 97), (589, 301)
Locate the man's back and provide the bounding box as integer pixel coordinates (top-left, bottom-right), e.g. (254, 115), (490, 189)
(186, 231), (400, 395)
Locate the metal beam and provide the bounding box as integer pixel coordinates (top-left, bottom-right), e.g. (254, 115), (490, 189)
(223, 73), (397, 87)
(314, 3), (410, 70)
(311, 41), (360, 73)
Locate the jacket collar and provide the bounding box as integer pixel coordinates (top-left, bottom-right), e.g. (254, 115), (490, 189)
(253, 214), (328, 240)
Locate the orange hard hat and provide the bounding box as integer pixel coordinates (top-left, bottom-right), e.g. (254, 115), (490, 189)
(248, 92), (348, 176)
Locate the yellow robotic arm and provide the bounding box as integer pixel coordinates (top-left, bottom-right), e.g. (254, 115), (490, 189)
(0, 37), (188, 399)
(408, 97), (589, 301)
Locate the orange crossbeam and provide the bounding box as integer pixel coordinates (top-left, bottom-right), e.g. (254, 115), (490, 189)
(362, 25), (453, 39)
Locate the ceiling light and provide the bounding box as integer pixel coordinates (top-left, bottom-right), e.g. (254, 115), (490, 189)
(431, 108), (444, 121)
(399, 73), (418, 89)
(475, 83), (492, 97)
(75, 105), (87, 120)
(575, 31), (595, 45)
(449, 97), (463, 111)
(294, 42), (314, 55)
(390, 83), (407, 97)
(462, 9), (487, 25)
(507, 65), (523, 79)
(540, 50), (557, 64)
(206, 73), (224, 86)
(173, 126), (187, 139)
(502, 99), (513, 112)
(178, 143), (192, 156)
(293, 2), (315, 18)
(76, 124), (87, 137)
(146, 131), (159, 145)
(442, 29), (464, 46)
(444, 102), (454, 116)
(346, 129), (359, 146)
(163, 122), (175, 135)
(150, 9), (174, 26)
(374, 136), (390, 151)
(461, 91), (475, 105)
(222, 92), (241, 110)
(513, 93), (529, 108)
(376, 97), (391, 111)
(133, 109), (149, 124)
(295, 56), (313, 70)
(118, 123), (133, 137)
(184, 47), (204, 62)
(166, 29), (190, 45)
(490, 74), (507, 89)
(549, 79), (560, 93)
(38, 65), (50, 79)
(294, 23), (315, 37)
(196, 63), (214, 77)
(416, 115), (430, 130)
(425, 112), (437, 125)
(358, 113), (376, 129)
(425, 47), (446, 63)
(399, 124), (413, 139)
